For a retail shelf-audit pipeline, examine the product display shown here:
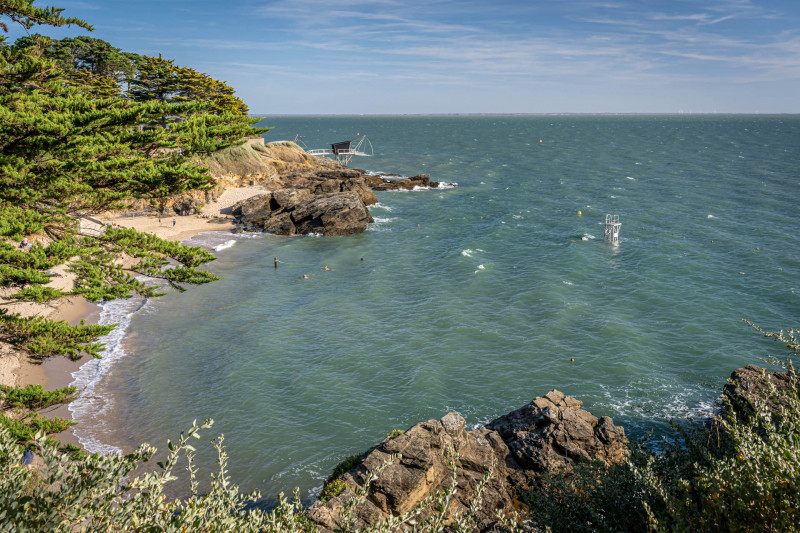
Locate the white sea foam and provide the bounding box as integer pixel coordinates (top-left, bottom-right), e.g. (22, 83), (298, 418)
(563, 280), (573, 285)
(213, 240), (236, 252)
(437, 182), (457, 189)
(707, 214), (714, 219)
(371, 202), (393, 211)
(583, 233), (596, 240)
(372, 217), (395, 224)
(182, 231), (259, 251)
(626, 176), (636, 180)
(461, 249), (474, 257)
(69, 291), (152, 455)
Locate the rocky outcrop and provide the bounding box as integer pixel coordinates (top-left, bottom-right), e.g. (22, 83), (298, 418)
(486, 389), (627, 472)
(307, 391), (626, 531)
(172, 198), (198, 216)
(723, 364), (799, 420)
(368, 173), (439, 191)
(231, 190), (373, 237)
(270, 169), (377, 206)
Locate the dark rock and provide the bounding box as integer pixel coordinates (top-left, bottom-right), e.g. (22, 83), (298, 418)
(369, 173), (440, 191)
(262, 211), (295, 235)
(230, 194), (271, 218)
(723, 364), (799, 421)
(172, 198), (197, 216)
(292, 192), (373, 236)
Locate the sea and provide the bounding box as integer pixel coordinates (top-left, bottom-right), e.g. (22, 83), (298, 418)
(68, 115), (799, 501)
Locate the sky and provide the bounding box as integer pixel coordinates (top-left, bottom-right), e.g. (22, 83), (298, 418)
(8, 0), (800, 114)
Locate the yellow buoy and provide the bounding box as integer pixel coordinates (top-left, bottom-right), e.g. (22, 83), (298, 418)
(539, 139), (543, 143)
(756, 247), (759, 250)
(570, 358), (575, 362)
(578, 210), (581, 216)
(417, 224), (420, 227)
(481, 216), (483, 219)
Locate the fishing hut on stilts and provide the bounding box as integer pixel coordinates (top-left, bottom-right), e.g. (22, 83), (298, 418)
(306, 135), (373, 167)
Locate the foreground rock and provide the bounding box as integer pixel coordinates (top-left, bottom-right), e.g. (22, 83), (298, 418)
(723, 364), (799, 420)
(307, 390), (626, 531)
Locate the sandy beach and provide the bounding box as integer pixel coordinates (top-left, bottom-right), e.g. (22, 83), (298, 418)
(0, 186), (268, 442)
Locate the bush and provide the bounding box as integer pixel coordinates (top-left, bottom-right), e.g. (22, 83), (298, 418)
(320, 479), (347, 502)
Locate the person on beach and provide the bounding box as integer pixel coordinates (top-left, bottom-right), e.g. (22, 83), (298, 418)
(172, 219), (176, 227)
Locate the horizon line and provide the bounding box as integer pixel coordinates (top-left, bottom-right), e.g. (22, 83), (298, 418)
(250, 112), (800, 118)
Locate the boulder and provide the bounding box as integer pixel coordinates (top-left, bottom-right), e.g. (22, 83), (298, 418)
(172, 198), (197, 216)
(292, 192), (373, 236)
(486, 390), (627, 472)
(230, 194), (271, 218)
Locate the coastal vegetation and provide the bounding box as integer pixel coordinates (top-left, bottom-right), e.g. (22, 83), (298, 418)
(0, 1), (265, 441)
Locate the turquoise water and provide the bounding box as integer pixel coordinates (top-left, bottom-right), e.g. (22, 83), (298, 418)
(72, 115), (799, 500)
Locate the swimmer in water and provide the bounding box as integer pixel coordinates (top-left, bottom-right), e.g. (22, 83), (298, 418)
(324, 265), (330, 271)
(301, 274), (308, 279)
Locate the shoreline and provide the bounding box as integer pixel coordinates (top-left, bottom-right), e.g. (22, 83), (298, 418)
(1, 186), (269, 452)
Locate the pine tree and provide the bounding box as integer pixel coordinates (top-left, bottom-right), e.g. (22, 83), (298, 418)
(1, 1), (269, 370)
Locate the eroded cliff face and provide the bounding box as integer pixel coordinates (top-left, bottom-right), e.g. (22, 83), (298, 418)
(307, 390), (627, 531)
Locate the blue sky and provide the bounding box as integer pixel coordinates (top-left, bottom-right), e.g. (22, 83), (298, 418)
(9, 0), (800, 114)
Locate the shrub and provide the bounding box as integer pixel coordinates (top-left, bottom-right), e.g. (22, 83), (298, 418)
(320, 479), (347, 502)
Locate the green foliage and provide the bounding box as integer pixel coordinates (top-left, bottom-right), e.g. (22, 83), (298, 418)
(0, 309), (115, 360)
(0, 206), (52, 239)
(0, 412), (74, 442)
(1, 0), (263, 362)
(9, 286), (66, 303)
(387, 429), (405, 438)
(320, 479), (347, 502)
(0, 384), (77, 409)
